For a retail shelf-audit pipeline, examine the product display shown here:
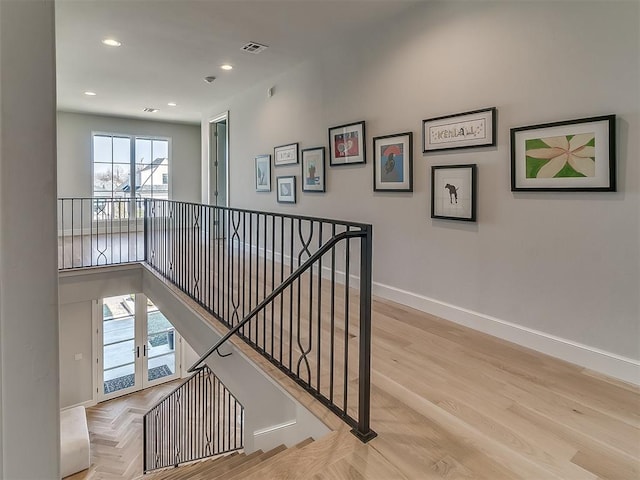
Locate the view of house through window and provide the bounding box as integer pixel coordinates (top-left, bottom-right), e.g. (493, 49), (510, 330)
(93, 134), (170, 199)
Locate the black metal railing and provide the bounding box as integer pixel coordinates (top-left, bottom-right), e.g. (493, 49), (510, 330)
(57, 198), (376, 442)
(143, 365), (244, 472)
(144, 199), (375, 442)
(58, 197), (145, 270)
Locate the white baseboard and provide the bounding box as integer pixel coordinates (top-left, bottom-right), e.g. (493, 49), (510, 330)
(373, 281), (640, 386)
(61, 399), (97, 411)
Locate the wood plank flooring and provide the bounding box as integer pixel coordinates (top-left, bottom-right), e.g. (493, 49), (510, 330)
(68, 285), (640, 479)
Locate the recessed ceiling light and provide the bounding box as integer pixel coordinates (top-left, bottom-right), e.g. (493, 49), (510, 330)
(84, 91), (97, 96)
(220, 64), (233, 71)
(143, 108), (159, 113)
(102, 38), (122, 47)
(167, 102), (177, 107)
(204, 76), (216, 84)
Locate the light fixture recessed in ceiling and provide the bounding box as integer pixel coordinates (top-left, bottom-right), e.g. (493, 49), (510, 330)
(102, 38), (122, 47)
(204, 76), (216, 83)
(143, 107), (159, 113)
(84, 91), (97, 96)
(167, 102), (177, 107)
(220, 64), (233, 71)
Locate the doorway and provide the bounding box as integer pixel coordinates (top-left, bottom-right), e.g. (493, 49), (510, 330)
(208, 112), (228, 207)
(96, 293), (181, 401)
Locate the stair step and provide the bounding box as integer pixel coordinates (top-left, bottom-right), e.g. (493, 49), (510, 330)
(294, 437), (314, 449)
(212, 446), (287, 480)
(205, 450), (265, 479)
(224, 445), (298, 480)
(239, 430), (358, 480)
(142, 451), (240, 480)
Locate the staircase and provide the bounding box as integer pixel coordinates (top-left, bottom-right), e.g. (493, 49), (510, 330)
(136, 439), (308, 480)
(136, 429), (383, 480)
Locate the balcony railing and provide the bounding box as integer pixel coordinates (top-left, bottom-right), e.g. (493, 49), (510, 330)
(58, 197), (376, 443)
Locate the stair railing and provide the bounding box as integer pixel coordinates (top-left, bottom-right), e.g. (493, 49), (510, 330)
(143, 365), (244, 472)
(57, 198), (376, 443)
(144, 200), (376, 442)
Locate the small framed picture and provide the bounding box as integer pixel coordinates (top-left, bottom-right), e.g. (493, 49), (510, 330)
(328, 120), (366, 166)
(423, 107), (496, 153)
(255, 154), (271, 192)
(276, 176), (296, 203)
(510, 114), (615, 191)
(431, 164), (477, 222)
(373, 132), (413, 192)
(301, 147), (326, 192)
(274, 142), (299, 166)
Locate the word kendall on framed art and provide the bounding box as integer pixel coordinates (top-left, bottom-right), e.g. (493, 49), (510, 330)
(328, 120), (366, 166)
(276, 176), (296, 203)
(274, 142), (299, 166)
(255, 154), (271, 192)
(373, 132), (413, 192)
(301, 147), (326, 192)
(431, 164), (477, 222)
(510, 114), (615, 192)
(423, 107), (496, 153)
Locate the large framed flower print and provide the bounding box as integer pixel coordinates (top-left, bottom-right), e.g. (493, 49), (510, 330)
(328, 121), (366, 166)
(510, 115), (615, 191)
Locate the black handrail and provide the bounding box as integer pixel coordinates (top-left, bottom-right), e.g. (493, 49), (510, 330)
(187, 229), (365, 373)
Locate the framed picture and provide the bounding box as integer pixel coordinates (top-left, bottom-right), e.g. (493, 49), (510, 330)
(276, 176), (296, 203)
(510, 114), (616, 192)
(274, 142), (299, 166)
(431, 164), (477, 222)
(301, 147), (325, 192)
(423, 107), (496, 152)
(255, 154), (271, 192)
(373, 132), (413, 192)
(328, 120), (366, 166)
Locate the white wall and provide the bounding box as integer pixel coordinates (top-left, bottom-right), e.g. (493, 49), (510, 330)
(203, 1), (640, 382)
(0, 1), (60, 477)
(57, 111), (201, 202)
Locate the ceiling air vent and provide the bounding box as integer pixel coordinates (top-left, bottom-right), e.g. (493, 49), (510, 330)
(143, 107), (159, 113)
(241, 42), (269, 54)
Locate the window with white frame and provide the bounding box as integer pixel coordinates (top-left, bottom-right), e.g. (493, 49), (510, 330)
(92, 134), (170, 200)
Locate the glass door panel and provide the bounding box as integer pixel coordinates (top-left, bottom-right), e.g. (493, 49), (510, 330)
(100, 294), (140, 400)
(145, 298), (179, 386)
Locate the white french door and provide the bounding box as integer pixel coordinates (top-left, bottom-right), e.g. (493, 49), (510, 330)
(96, 293), (181, 402)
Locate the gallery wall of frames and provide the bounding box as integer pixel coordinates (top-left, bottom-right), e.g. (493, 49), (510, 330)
(254, 107), (616, 222)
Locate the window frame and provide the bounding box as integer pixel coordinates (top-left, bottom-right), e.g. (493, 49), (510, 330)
(91, 131), (173, 200)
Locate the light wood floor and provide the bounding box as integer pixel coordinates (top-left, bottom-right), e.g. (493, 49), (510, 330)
(69, 289), (640, 480)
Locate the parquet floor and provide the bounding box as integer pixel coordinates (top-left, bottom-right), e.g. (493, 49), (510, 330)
(65, 381), (180, 480)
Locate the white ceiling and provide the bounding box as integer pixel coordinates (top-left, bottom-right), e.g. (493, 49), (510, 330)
(55, 0), (419, 124)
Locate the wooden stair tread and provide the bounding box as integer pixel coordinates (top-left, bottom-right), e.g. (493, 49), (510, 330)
(140, 451), (240, 480)
(293, 437), (314, 448)
(238, 430), (359, 480)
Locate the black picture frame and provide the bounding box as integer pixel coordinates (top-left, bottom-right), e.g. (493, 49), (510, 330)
(510, 114), (616, 192)
(301, 147), (326, 192)
(373, 132), (413, 192)
(255, 154), (271, 192)
(431, 164), (477, 222)
(423, 107), (496, 153)
(274, 142), (299, 166)
(276, 175), (296, 203)
(328, 120), (366, 166)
